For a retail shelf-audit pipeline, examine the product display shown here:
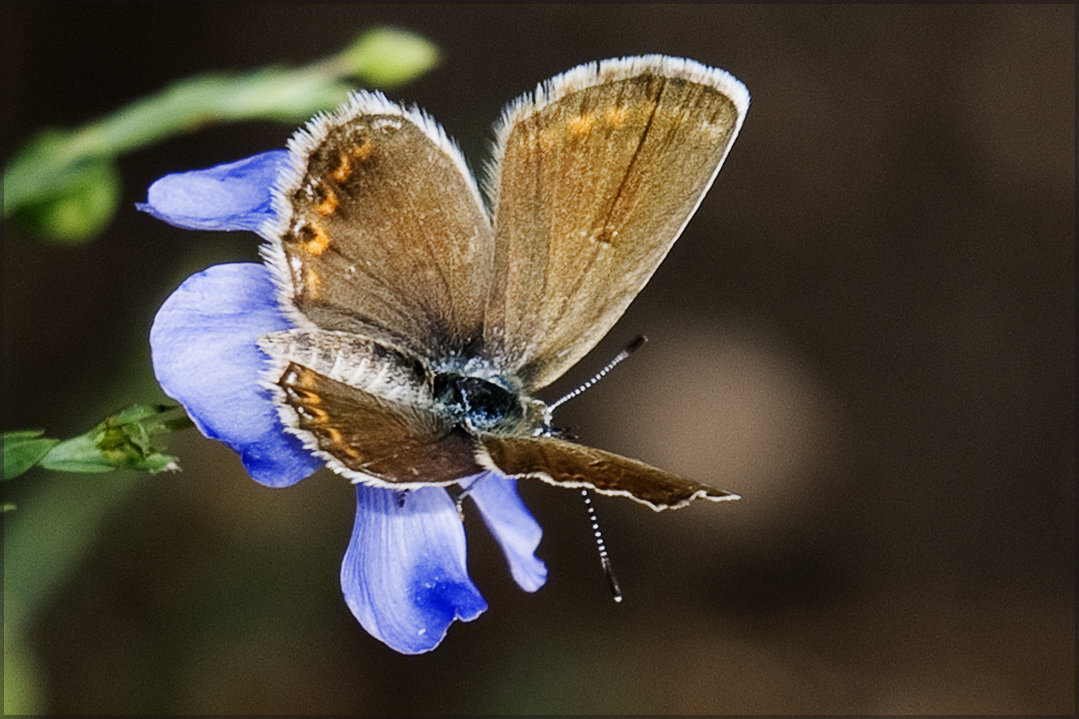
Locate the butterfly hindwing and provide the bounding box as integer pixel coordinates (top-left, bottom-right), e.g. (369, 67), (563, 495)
(268, 359), (484, 486)
(480, 434), (739, 511)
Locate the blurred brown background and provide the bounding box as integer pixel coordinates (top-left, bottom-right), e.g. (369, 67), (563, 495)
(2, 4), (1074, 715)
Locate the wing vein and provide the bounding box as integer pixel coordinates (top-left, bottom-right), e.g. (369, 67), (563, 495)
(542, 77), (668, 341)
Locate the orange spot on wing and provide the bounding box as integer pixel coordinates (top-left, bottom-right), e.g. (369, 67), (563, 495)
(331, 139), (374, 182)
(293, 372), (319, 392)
(352, 138), (372, 160)
(304, 267), (321, 298)
(302, 222), (332, 256)
(567, 113), (596, 135)
(294, 388), (319, 403)
(323, 426), (345, 446)
(605, 106), (628, 126)
(315, 188), (339, 216)
(332, 155), (351, 183)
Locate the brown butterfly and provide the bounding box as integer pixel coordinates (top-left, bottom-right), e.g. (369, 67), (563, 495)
(256, 55), (747, 510)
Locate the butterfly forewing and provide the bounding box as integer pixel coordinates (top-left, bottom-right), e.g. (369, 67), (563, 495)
(483, 56), (748, 389)
(263, 93), (495, 362)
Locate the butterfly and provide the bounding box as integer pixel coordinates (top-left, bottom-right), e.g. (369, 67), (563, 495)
(256, 55), (748, 510)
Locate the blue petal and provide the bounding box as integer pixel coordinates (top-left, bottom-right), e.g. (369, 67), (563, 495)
(342, 485), (487, 654)
(137, 150), (288, 234)
(465, 472), (547, 592)
(150, 262), (322, 487)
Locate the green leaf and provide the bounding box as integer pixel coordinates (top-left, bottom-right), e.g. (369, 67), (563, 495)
(336, 26), (441, 87)
(3, 431), (61, 479)
(38, 404), (184, 474)
(37, 434), (116, 474)
(8, 158), (120, 243)
(4, 405), (190, 478)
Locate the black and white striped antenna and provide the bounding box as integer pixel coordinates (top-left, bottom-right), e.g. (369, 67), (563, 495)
(547, 336), (647, 603)
(547, 335), (647, 412)
(581, 489), (622, 602)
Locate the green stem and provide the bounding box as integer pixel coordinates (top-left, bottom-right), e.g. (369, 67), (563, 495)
(2, 26), (438, 219)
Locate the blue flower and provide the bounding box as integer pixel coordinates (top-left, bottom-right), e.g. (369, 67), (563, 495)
(142, 151), (546, 654)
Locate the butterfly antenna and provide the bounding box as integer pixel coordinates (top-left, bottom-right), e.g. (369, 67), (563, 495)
(548, 335), (647, 413)
(582, 489), (623, 603)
